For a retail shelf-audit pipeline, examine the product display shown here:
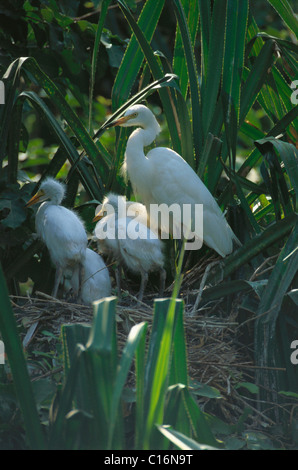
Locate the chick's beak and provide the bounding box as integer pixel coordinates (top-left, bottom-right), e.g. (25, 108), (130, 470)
(25, 190), (45, 208)
(93, 210), (103, 223)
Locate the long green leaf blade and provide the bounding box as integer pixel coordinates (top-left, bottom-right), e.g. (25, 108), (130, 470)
(267, 0), (298, 39)
(0, 266), (46, 449)
(88, 0), (111, 133)
(172, 0), (202, 158)
(202, 0), (227, 137)
(112, 0), (165, 109)
(117, 0), (182, 154)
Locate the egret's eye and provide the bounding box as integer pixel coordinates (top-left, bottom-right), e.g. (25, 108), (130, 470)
(131, 112), (138, 118)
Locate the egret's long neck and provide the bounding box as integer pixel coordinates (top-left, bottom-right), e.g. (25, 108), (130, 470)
(126, 125), (158, 158)
(123, 123), (160, 196)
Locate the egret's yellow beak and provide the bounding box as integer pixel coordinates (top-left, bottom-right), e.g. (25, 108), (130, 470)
(93, 209), (104, 223)
(108, 114), (135, 127)
(25, 189), (46, 208)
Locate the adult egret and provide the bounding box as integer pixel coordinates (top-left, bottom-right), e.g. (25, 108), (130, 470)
(109, 104), (240, 256)
(64, 248), (111, 305)
(26, 178), (88, 298)
(93, 192), (165, 301)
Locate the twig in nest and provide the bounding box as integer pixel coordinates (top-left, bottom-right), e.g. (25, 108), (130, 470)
(190, 261), (220, 316)
(249, 255), (278, 281)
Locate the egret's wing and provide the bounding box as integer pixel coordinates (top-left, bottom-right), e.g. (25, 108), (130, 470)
(41, 205), (87, 244)
(144, 147), (236, 255)
(146, 147), (221, 211)
(36, 205), (87, 265)
(117, 218), (163, 272)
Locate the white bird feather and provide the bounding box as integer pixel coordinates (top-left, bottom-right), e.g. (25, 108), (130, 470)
(112, 104), (240, 257)
(26, 178), (88, 298)
(94, 192), (165, 301)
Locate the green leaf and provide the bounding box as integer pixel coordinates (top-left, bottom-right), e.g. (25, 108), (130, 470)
(206, 213), (297, 285)
(240, 40), (276, 124)
(116, 0), (182, 155)
(89, 0), (111, 133)
(266, 0), (298, 39)
(235, 382), (259, 395)
(0, 266), (46, 449)
(0, 197), (27, 229)
(157, 425), (218, 450)
(254, 221), (298, 414)
(112, 0), (165, 109)
(108, 321), (147, 448)
(173, 0), (199, 100)
(17, 90), (103, 200)
(172, 0), (202, 158)
(202, 0), (227, 137)
(143, 299), (184, 448)
(222, 0), (249, 160)
(255, 136), (298, 201)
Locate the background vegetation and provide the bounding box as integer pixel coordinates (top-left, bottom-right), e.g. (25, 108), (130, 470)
(0, 0), (297, 450)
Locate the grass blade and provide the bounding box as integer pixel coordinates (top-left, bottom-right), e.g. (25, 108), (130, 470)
(108, 321), (148, 448)
(157, 425), (218, 450)
(223, 0), (249, 124)
(112, 0), (165, 109)
(202, 0), (227, 138)
(266, 0), (298, 39)
(240, 40), (276, 124)
(117, 0), (182, 154)
(17, 91), (103, 200)
(0, 266), (46, 449)
(88, 0), (111, 133)
(205, 212), (297, 286)
(254, 220), (298, 416)
(172, 0), (202, 158)
(173, 0), (199, 100)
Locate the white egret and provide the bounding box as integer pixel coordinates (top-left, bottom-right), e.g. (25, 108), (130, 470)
(26, 178), (88, 298)
(110, 104), (240, 256)
(93, 192), (165, 301)
(64, 248), (111, 305)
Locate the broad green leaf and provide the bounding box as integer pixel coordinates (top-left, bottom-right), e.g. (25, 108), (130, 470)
(108, 321), (147, 448)
(173, 0), (199, 100)
(207, 212), (297, 285)
(88, 0), (111, 133)
(112, 0), (165, 109)
(202, 0), (227, 138)
(198, 0), (211, 86)
(240, 40), (276, 124)
(17, 90), (103, 200)
(255, 136), (298, 204)
(266, 0), (298, 39)
(116, 0), (182, 155)
(0, 266), (46, 450)
(222, 0), (249, 164)
(21, 58), (110, 177)
(157, 425), (218, 450)
(172, 0), (202, 158)
(254, 221), (298, 413)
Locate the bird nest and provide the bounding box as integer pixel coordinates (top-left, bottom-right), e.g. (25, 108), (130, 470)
(9, 274), (267, 432)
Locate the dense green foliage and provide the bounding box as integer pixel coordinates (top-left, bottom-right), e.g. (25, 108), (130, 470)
(0, 0), (297, 450)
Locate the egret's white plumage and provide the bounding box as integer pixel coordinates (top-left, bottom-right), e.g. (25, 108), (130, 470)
(93, 192), (165, 301)
(26, 178), (88, 298)
(111, 104), (239, 257)
(64, 248), (111, 305)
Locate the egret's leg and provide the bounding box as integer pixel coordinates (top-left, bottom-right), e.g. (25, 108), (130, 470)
(115, 263), (122, 298)
(159, 268), (166, 297)
(138, 270), (148, 302)
(77, 263), (85, 300)
(52, 266), (63, 298)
